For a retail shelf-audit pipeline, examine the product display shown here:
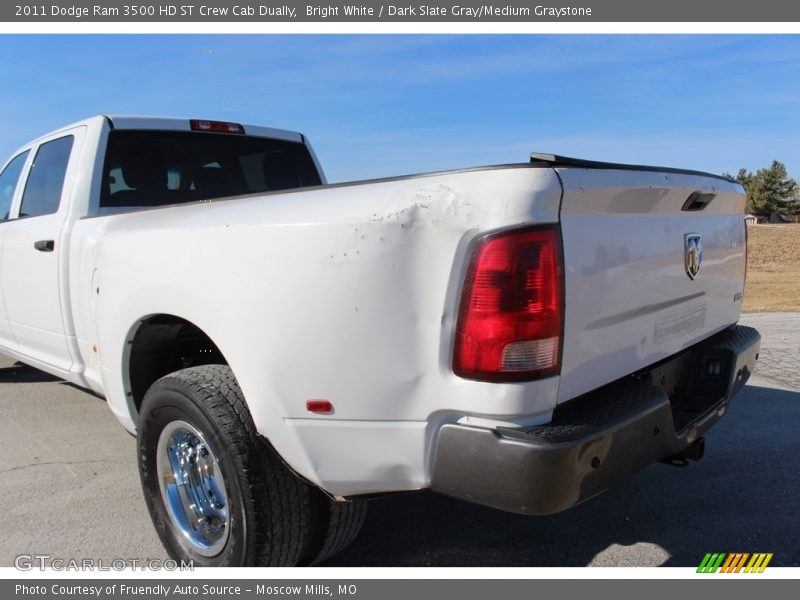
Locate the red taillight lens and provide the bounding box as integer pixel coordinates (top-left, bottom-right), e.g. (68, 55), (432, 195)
(453, 225), (563, 382)
(190, 119), (245, 134)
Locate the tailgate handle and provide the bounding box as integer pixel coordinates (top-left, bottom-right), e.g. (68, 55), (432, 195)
(34, 240), (55, 252)
(682, 192), (716, 211)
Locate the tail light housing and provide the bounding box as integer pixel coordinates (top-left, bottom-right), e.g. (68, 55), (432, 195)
(453, 225), (564, 382)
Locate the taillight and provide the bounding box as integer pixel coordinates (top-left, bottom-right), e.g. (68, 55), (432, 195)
(453, 225), (563, 382)
(190, 119), (245, 134)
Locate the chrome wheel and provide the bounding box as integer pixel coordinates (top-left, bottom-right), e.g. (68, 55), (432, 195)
(156, 420), (230, 557)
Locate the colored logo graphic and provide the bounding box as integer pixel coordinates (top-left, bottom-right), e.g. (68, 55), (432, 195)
(697, 552), (773, 573)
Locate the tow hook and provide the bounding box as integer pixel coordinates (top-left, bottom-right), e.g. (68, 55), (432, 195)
(660, 437), (705, 467)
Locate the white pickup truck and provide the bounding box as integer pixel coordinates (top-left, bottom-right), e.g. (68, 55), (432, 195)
(0, 116), (760, 566)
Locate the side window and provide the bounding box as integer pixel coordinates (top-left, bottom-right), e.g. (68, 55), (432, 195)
(19, 135), (74, 218)
(0, 151), (29, 221)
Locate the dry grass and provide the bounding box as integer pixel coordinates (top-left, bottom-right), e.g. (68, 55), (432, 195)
(743, 224), (800, 312)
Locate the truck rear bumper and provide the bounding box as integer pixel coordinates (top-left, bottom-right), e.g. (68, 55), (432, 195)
(430, 325), (760, 515)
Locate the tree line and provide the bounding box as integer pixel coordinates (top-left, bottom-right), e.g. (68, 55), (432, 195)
(723, 161), (799, 217)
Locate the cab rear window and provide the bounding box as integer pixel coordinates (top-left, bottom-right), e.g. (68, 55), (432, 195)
(100, 130), (322, 209)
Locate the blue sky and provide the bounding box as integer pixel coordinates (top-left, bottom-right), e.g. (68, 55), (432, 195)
(1, 35), (798, 182)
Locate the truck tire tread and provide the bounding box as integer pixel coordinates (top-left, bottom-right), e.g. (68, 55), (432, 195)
(138, 364), (312, 566)
(308, 496), (368, 565)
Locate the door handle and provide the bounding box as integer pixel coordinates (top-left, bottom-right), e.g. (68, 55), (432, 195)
(34, 240), (55, 252)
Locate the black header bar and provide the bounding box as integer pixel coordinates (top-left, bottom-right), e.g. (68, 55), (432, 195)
(3, 1), (800, 23)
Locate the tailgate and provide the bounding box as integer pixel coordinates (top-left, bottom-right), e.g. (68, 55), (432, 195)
(553, 162), (747, 404)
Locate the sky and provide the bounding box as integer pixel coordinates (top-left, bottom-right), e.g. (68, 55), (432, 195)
(0, 34), (798, 183)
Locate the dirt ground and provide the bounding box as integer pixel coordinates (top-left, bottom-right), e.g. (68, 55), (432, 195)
(743, 224), (800, 312)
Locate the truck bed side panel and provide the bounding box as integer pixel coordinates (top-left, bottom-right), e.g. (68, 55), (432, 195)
(78, 166), (563, 494)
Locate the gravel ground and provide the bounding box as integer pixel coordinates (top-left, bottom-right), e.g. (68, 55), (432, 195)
(739, 312), (800, 391)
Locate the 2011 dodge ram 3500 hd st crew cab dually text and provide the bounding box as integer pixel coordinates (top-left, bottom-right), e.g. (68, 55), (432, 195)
(0, 116), (760, 566)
